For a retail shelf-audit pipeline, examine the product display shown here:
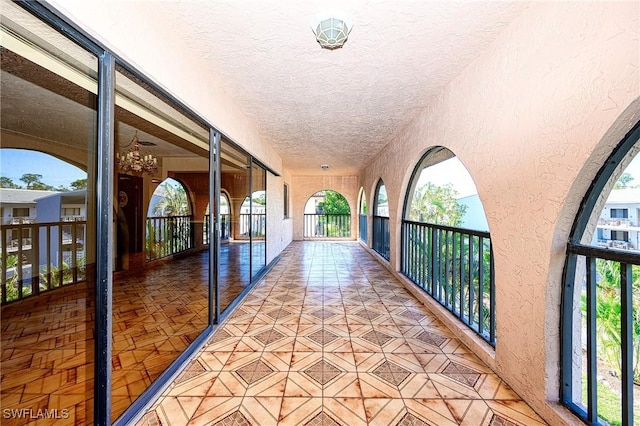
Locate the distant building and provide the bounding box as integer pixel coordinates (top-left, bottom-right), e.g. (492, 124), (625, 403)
(456, 194), (489, 232)
(593, 188), (640, 251)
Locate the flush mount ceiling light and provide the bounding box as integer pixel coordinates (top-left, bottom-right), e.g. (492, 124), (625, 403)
(312, 16), (352, 50)
(320, 164), (330, 170)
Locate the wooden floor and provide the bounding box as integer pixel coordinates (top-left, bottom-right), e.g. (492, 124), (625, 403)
(138, 241), (547, 426)
(1, 243), (253, 425)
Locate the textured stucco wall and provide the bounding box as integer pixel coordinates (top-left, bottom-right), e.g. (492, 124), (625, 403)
(361, 2), (639, 425)
(291, 176), (360, 240)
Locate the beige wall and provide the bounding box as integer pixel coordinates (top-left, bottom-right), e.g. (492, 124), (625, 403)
(361, 2), (639, 425)
(291, 175), (360, 240)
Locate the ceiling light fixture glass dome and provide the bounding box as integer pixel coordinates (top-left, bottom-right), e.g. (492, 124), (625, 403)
(313, 17), (352, 50)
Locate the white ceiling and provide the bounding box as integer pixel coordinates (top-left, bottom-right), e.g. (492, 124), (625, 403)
(158, 1), (530, 175)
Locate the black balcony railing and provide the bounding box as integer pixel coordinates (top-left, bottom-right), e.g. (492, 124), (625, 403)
(1, 221), (86, 304)
(563, 243), (639, 425)
(239, 213), (266, 237)
(203, 214), (230, 244)
(146, 215), (193, 261)
(401, 220), (495, 346)
(372, 215), (390, 260)
(359, 214), (367, 243)
(303, 214), (351, 238)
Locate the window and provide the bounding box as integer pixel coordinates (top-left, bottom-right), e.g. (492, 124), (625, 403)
(12, 207), (29, 217)
(61, 207), (81, 216)
(401, 147), (494, 345)
(284, 183), (290, 218)
(610, 208), (629, 218)
(562, 121), (640, 425)
(611, 230), (629, 241)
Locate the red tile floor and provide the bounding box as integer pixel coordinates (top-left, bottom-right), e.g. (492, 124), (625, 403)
(138, 241), (547, 426)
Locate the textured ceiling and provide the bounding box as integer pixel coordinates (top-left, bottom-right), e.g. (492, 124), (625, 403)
(158, 1), (530, 175)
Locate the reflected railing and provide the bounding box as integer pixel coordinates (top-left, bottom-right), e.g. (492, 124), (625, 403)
(401, 220), (495, 346)
(1, 221), (86, 304)
(203, 214), (230, 244)
(239, 213), (266, 237)
(146, 215), (193, 261)
(303, 214), (351, 238)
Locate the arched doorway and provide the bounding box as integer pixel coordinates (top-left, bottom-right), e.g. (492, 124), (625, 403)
(146, 177), (193, 261)
(303, 190), (351, 238)
(372, 179), (390, 259)
(401, 146), (494, 345)
(358, 187), (368, 243)
(562, 121), (640, 425)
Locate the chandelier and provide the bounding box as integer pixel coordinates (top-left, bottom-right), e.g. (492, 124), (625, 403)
(116, 131), (158, 175)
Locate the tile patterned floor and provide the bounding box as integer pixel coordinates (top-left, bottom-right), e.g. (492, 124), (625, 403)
(140, 241), (547, 426)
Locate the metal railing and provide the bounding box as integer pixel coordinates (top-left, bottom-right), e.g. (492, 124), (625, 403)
(303, 214), (351, 238)
(1, 221), (86, 304)
(146, 215), (193, 261)
(563, 243), (639, 426)
(359, 214), (367, 243)
(239, 213), (266, 237)
(401, 220), (495, 346)
(372, 215), (390, 260)
(203, 214), (230, 244)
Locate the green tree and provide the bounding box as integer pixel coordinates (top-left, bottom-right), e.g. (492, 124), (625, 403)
(409, 182), (467, 226)
(152, 179), (189, 216)
(319, 190), (350, 214)
(70, 178), (87, 190)
(614, 172), (634, 189)
(19, 173), (55, 190)
(0, 177), (22, 188)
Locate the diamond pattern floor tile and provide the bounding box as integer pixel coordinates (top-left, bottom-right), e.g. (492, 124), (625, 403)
(130, 241), (548, 426)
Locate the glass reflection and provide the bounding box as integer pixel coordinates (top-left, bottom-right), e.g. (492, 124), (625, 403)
(251, 164), (266, 279)
(1, 1), (98, 423)
(111, 66), (210, 421)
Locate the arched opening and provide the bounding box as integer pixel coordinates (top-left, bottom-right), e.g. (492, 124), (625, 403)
(145, 177), (193, 261)
(303, 190), (351, 238)
(203, 192), (231, 244)
(562, 121), (640, 425)
(401, 147), (494, 345)
(1, 148), (88, 302)
(358, 187), (368, 243)
(372, 179), (390, 260)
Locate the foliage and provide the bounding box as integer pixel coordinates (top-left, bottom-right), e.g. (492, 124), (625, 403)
(614, 172), (635, 189)
(153, 179), (189, 216)
(70, 178), (88, 190)
(0, 177), (22, 189)
(319, 190), (350, 214)
(2, 254), (19, 302)
(20, 173), (56, 190)
(409, 182), (467, 226)
(39, 261), (74, 288)
(252, 192), (266, 205)
(584, 259), (640, 384)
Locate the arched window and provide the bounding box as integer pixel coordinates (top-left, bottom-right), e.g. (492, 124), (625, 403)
(358, 187), (368, 243)
(562, 122), (640, 425)
(401, 147), (494, 345)
(146, 177), (192, 260)
(373, 179), (390, 260)
(303, 190), (351, 238)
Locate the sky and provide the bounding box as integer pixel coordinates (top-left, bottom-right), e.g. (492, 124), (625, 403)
(2, 148), (640, 193)
(0, 149), (86, 188)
